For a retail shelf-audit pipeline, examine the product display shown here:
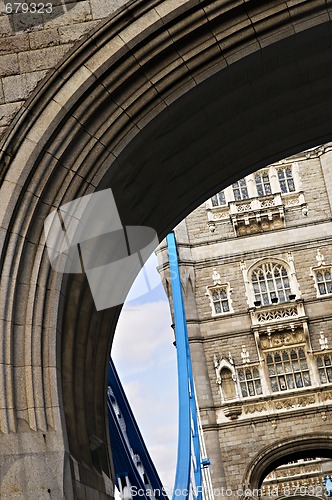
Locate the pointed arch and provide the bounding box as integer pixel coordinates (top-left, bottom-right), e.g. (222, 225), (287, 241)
(247, 259), (293, 306)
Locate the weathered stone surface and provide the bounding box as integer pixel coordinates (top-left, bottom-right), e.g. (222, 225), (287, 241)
(28, 28), (61, 49)
(43, 1), (92, 28)
(0, 33), (30, 54)
(0, 54), (19, 77)
(1, 0), (332, 498)
(2, 71), (48, 102)
(0, 102), (23, 126)
(58, 20), (99, 43)
(18, 45), (70, 73)
(90, 0), (128, 20)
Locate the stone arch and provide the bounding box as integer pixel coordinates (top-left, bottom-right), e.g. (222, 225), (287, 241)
(244, 433), (332, 490)
(1, 0), (332, 497)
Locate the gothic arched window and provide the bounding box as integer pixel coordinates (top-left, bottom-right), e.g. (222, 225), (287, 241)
(251, 261), (292, 305)
(207, 285), (232, 315)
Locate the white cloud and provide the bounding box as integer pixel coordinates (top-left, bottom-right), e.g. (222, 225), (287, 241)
(112, 300), (175, 374)
(111, 285), (178, 490)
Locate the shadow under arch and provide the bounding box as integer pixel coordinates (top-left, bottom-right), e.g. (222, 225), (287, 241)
(1, 0), (332, 496)
(244, 433), (332, 490)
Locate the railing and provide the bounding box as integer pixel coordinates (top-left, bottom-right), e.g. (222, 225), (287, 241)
(206, 191), (307, 233)
(250, 300), (306, 328)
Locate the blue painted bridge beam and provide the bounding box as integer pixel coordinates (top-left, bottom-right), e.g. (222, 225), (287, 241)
(108, 359), (169, 500)
(166, 232), (202, 500)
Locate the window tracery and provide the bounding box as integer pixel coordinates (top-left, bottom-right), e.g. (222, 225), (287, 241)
(316, 353), (332, 384)
(211, 191), (226, 207)
(265, 348), (311, 392)
(255, 171), (272, 196)
(277, 167), (296, 193)
(251, 261), (292, 306)
(310, 249), (332, 297)
(232, 178), (249, 201)
(207, 286), (232, 315)
(238, 366), (263, 397)
(206, 164), (306, 234)
(206, 269), (233, 316)
(315, 268), (332, 295)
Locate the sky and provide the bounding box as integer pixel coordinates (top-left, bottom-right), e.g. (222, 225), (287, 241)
(111, 252), (178, 490)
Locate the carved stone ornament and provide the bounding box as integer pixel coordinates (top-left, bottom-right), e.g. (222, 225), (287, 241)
(214, 354), (235, 383)
(255, 305), (299, 324)
(222, 404), (242, 420)
(211, 268), (222, 285)
(321, 391), (332, 402)
(243, 403), (268, 414)
(274, 395), (315, 410)
(260, 330), (304, 349)
(241, 345), (250, 364)
(240, 261), (247, 272)
(319, 331), (329, 350)
(316, 249), (326, 266)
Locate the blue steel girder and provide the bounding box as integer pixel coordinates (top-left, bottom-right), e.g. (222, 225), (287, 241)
(166, 232), (202, 500)
(108, 359), (169, 500)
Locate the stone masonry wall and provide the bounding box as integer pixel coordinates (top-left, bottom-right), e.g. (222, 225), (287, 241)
(0, 0), (129, 138)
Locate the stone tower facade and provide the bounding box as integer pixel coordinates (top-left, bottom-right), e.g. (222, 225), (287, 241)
(157, 144), (332, 498)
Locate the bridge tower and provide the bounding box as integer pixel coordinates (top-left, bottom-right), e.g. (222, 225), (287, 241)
(158, 145), (332, 499)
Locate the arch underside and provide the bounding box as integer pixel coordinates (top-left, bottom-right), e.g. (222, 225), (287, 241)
(1, 0), (332, 496)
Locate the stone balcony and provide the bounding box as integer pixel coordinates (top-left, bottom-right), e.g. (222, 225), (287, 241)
(260, 457), (332, 500)
(229, 194), (285, 235)
(249, 300), (307, 334)
(207, 191), (307, 235)
(207, 193), (285, 234)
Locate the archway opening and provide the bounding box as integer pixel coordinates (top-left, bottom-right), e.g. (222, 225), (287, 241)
(2, 1), (332, 496)
(245, 434), (332, 495)
(261, 455), (332, 498)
